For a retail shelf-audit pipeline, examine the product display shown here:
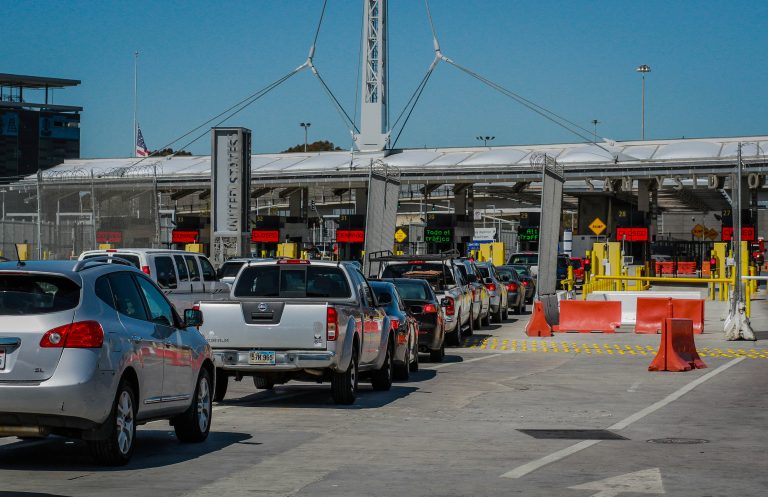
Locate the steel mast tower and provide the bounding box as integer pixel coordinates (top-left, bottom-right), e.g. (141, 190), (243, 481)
(354, 0), (389, 151)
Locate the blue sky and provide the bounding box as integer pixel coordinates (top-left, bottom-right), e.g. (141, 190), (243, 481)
(5, 1), (768, 157)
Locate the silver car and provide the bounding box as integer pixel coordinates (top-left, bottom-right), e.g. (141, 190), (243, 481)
(0, 258), (214, 465)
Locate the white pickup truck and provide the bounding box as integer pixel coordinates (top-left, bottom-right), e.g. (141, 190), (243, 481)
(197, 259), (394, 405)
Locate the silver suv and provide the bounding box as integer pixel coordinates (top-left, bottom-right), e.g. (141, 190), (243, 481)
(0, 258), (214, 465)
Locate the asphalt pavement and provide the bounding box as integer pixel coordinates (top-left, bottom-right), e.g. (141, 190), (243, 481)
(2, 285), (767, 497)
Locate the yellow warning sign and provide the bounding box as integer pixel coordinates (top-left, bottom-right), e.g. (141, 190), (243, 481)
(589, 218), (606, 236)
(394, 228), (408, 243)
(691, 224), (705, 238)
(705, 228), (718, 240)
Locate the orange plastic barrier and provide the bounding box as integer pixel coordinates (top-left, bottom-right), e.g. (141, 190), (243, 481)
(635, 297), (705, 334)
(655, 262), (675, 275)
(525, 301), (552, 337)
(648, 318), (707, 372)
(552, 300), (621, 333)
(677, 262), (696, 275)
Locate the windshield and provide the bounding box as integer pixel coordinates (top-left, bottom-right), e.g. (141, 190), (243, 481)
(221, 261), (246, 278)
(510, 265), (530, 277)
(234, 265), (351, 298)
(496, 268), (518, 281)
(392, 280), (430, 301)
(0, 274), (80, 315)
(509, 254), (538, 265)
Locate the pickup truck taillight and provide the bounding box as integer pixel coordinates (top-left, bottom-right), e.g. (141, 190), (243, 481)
(506, 282), (518, 292)
(390, 318), (400, 331)
(40, 321), (104, 348)
(444, 297), (455, 316)
(326, 307), (338, 341)
(141, 265), (151, 275)
(422, 303), (438, 313)
(485, 282), (496, 292)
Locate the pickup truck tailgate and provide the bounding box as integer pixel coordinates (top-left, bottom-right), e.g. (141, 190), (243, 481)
(200, 301), (328, 349)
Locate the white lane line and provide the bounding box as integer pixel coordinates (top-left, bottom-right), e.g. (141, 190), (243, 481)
(423, 353), (502, 370)
(501, 356), (746, 479)
(627, 380), (642, 393)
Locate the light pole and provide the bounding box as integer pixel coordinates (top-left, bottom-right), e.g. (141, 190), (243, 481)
(476, 136), (495, 146)
(636, 64), (651, 140)
(591, 119), (600, 143)
(300, 122), (311, 152)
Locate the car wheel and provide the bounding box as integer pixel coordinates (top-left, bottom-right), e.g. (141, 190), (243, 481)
(331, 346), (358, 405)
(409, 344), (419, 372)
(494, 305), (503, 323)
(482, 310), (491, 327)
(371, 340), (394, 391)
(253, 376), (275, 390)
(448, 321), (462, 346)
(213, 368), (228, 402)
(473, 308), (482, 331)
(173, 368), (213, 443)
(519, 300), (526, 315)
(466, 307), (474, 337)
(394, 342), (410, 381)
(88, 378), (136, 466)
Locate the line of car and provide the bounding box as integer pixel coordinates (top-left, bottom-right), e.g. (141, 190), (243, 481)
(0, 249), (536, 466)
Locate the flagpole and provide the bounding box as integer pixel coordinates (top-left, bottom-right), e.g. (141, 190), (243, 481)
(133, 50), (139, 157)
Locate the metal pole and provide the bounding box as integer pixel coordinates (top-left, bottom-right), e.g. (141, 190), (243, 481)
(133, 51), (138, 157)
(641, 75), (645, 140)
(733, 143), (743, 311)
(36, 170), (42, 259)
(91, 171), (97, 250)
(153, 165), (161, 248)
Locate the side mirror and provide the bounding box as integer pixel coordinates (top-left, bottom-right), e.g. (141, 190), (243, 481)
(184, 308), (203, 327)
(377, 292), (392, 305)
(440, 298), (450, 308)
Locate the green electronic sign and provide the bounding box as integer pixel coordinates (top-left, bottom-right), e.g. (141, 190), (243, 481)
(518, 227), (539, 242)
(424, 228), (452, 243)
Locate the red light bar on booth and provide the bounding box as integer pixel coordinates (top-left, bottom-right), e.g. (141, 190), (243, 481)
(336, 230), (365, 243)
(96, 231), (122, 244)
(172, 230), (199, 244)
(615, 227), (649, 242)
(251, 229), (279, 243)
(722, 226), (755, 241)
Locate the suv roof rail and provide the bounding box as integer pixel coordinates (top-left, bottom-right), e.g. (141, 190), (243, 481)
(73, 256), (135, 272)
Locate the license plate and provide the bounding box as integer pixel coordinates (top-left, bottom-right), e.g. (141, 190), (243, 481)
(0, 347), (5, 370)
(248, 350), (275, 365)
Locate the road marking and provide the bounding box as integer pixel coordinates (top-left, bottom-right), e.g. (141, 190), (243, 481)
(423, 353), (502, 370)
(569, 468), (664, 497)
(627, 380), (642, 393)
(501, 356), (745, 479)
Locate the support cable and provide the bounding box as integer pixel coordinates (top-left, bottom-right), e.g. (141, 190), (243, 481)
(390, 58), (439, 149)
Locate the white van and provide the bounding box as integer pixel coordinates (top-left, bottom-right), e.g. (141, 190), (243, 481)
(78, 249), (229, 310)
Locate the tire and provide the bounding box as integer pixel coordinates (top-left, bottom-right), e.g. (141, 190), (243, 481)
(331, 347), (358, 405)
(511, 299), (520, 315)
(213, 369), (228, 402)
(88, 378), (137, 466)
(464, 307), (474, 338)
(371, 340), (394, 391)
(494, 305), (503, 323)
(519, 299), (526, 315)
(447, 322), (462, 346)
(482, 310), (491, 327)
(173, 368), (213, 443)
(253, 376), (275, 390)
(473, 307), (482, 332)
(429, 342), (444, 363)
(409, 344), (420, 373)
(394, 344), (410, 381)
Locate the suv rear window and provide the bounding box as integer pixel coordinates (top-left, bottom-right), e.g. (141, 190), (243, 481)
(381, 263), (455, 285)
(83, 253), (141, 269)
(0, 274), (80, 315)
(234, 265), (351, 298)
(392, 280), (430, 301)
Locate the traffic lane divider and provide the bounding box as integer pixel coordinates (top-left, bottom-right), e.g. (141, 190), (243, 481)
(552, 300), (621, 333)
(635, 297), (705, 334)
(525, 301), (553, 337)
(648, 318), (707, 372)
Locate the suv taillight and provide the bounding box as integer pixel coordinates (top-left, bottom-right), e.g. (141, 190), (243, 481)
(326, 307), (338, 341)
(444, 297), (455, 316)
(141, 265), (151, 275)
(423, 303), (438, 313)
(40, 321), (104, 348)
(485, 282), (496, 292)
(506, 282), (518, 292)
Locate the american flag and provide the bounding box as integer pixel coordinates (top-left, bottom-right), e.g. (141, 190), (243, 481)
(136, 126), (150, 157)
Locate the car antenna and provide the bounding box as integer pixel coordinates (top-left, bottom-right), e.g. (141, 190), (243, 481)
(14, 244), (25, 267)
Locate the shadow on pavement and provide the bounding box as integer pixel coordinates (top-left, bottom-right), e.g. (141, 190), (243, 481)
(0, 430), (250, 471)
(220, 384), (418, 409)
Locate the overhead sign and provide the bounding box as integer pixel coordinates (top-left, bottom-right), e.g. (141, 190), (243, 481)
(394, 228), (408, 243)
(616, 227), (648, 242)
(424, 228), (452, 243)
(722, 226), (755, 242)
(691, 224), (705, 238)
(473, 227), (496, 240)
(518, 227), (539, 242)
(589, 218), (606, 236)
